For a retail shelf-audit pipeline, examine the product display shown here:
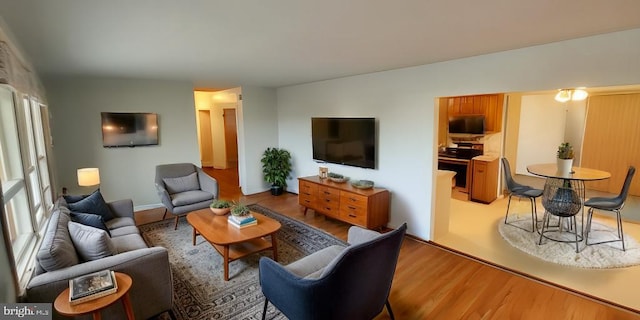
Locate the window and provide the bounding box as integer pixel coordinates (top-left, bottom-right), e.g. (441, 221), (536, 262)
(0, 84), (54, 288)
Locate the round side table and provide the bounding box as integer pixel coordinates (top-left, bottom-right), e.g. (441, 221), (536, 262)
(54, 272), (135, 320)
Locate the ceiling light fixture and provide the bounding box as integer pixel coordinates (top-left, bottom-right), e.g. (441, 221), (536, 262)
(554, 88), (589, 102)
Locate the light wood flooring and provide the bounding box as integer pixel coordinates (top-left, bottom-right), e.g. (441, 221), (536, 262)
(135, 168), (640, 319)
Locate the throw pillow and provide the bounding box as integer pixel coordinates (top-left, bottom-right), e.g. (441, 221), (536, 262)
(36, 209), (80, 272)
(162, 172), (200, 194)
(68, 222), (116, 262)
(67, 189), (115, 221)
(70, 212), (111, 237)
(63, 194), (89, 203)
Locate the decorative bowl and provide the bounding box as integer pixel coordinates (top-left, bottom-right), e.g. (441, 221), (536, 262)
(210, 207), (231, 216)
(351, 180), (374, 189)
(329, 176), (350, 183)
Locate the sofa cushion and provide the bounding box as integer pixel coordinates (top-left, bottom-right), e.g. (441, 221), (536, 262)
(109, 226), (140, 237)
(285, 245), (346, 279)
(111, 234), (149, 253)
(170, 190), (214, 207)
(67, 189), (115, 221)
(163, 172), (199, 194)
(105, 217), (136, 230)
(70, 212), (111, 237)
(36, 209), (79, 272)
(68, 222), (116, 261)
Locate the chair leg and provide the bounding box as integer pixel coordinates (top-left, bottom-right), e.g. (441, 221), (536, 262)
(585, 207), (594, 245)
(538, 211), (549, 245)
(529, 197), (537, 232)
(617, 210), (626, 252)
(262, 298), (269, 320)
(386, 299), (395, 320)
(174, 216), (180, 230)
(572, 214), (579, 253)
(504, 195), (513, 224)
(162, 208), (168, 220)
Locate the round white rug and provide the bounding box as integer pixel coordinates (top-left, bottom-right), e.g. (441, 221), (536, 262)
(499, 216), (640, 268)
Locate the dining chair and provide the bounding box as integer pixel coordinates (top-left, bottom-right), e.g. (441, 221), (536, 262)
(584, 166), (636, 251)
(501, 158), (543, 232)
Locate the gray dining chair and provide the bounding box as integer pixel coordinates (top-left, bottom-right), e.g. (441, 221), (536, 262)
(584, 166), (636, 251)
(501, 158), (543, 232)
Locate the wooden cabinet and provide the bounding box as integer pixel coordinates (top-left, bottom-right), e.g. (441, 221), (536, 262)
(446, 93), (504, 132)
(298, 176), (390, 230)
(470, 156), (499, 203)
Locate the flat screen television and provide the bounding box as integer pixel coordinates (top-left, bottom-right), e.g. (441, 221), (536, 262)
(101, 112), (159, 147)
(311, 117), (376, 169)
(448, 115), (485, 134)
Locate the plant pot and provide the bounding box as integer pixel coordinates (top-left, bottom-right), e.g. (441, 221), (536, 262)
(270, 185), (284, 196)
(557, 158), (573, 174)
(210, 207), (231, 216)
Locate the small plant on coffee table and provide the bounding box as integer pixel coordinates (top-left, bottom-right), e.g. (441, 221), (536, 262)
(210, 199), (232, 209)
(231, 203), (251, 217)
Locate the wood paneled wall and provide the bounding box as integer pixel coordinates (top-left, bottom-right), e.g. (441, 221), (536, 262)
(581, 93), (640, 196)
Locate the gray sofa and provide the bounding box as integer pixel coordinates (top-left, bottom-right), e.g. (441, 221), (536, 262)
(26, 197), (173, 320)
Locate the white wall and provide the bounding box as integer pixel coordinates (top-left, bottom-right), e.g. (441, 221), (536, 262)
(236, 86), (279, 195)
(276, 28), (640, 240)
(44, 77), (200, 208)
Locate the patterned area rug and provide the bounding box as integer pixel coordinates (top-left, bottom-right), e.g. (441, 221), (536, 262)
(140, 204), (346, 319)
(499, 215), (640, 268)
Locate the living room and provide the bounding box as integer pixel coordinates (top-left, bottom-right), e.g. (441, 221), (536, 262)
(2, 1), (640, 319)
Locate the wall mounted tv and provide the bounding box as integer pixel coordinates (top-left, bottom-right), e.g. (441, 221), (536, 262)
(101, 112), (159, 147)
(311, 117), (376, 169)
(448, 115), (485, 134)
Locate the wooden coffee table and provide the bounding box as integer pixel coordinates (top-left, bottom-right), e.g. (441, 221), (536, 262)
(186, 208), (281, 281)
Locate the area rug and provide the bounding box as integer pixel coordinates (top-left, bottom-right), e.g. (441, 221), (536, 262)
(499, 216), (640, 268)
(140, 204), (347, 319)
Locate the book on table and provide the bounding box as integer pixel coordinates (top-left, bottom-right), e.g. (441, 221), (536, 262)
(69, 270), (118, 305)
(228, 215), (258, 228)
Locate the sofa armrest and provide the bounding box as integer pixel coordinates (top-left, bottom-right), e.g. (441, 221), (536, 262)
(26, 247), (173, 319)
(107, 199), (134, 218)
(197, 167), (219, 199)
(155, 182), (174, 211)
(347, 226), (382, 245)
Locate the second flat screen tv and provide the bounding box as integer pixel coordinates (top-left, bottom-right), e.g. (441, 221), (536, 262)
(312, 117), (376, 169)
(101, 112), (159, 147)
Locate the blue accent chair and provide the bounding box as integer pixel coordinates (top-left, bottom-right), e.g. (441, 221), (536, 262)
(259, 223), (407, 320)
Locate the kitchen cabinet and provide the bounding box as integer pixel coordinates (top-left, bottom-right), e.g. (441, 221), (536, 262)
(447, 93), (504, 132)
(470, 156), (499, 203)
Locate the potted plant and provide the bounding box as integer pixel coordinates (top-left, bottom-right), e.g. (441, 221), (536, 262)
(209, 199), (232, 216)
(556, 142), (574, 174)
(230, 202), (251, 217)
(261, 147), (292, 196)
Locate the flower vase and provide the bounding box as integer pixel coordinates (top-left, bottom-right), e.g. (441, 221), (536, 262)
(557, 158), (573, 174)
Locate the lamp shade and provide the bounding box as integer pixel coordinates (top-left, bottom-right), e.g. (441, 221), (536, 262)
(77, 168), (100, 186)
(554, 89), (571, 103)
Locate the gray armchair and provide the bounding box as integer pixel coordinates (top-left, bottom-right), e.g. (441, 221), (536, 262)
(259, 223), (407, 320)
(155, 163), (219, 229)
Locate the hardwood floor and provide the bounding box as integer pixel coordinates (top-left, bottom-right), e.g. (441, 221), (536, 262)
(136, 167), (640, 319)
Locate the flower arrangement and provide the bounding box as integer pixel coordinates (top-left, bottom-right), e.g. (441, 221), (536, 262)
(557, 142), (574, 159)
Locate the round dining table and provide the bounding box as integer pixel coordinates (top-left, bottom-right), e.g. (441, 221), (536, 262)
(526, 163), (611, 181)
(527, 163), (611, 247)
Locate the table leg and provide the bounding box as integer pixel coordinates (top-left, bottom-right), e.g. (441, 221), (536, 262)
(223, 245), (229, 281)
(192, 227), (196, 246)
(271, 233), (278, 262)
(121, 292), (136, 320)
(92, 312), (102, 320)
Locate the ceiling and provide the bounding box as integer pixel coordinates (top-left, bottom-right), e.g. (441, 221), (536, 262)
(1, 0), (640, 89)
